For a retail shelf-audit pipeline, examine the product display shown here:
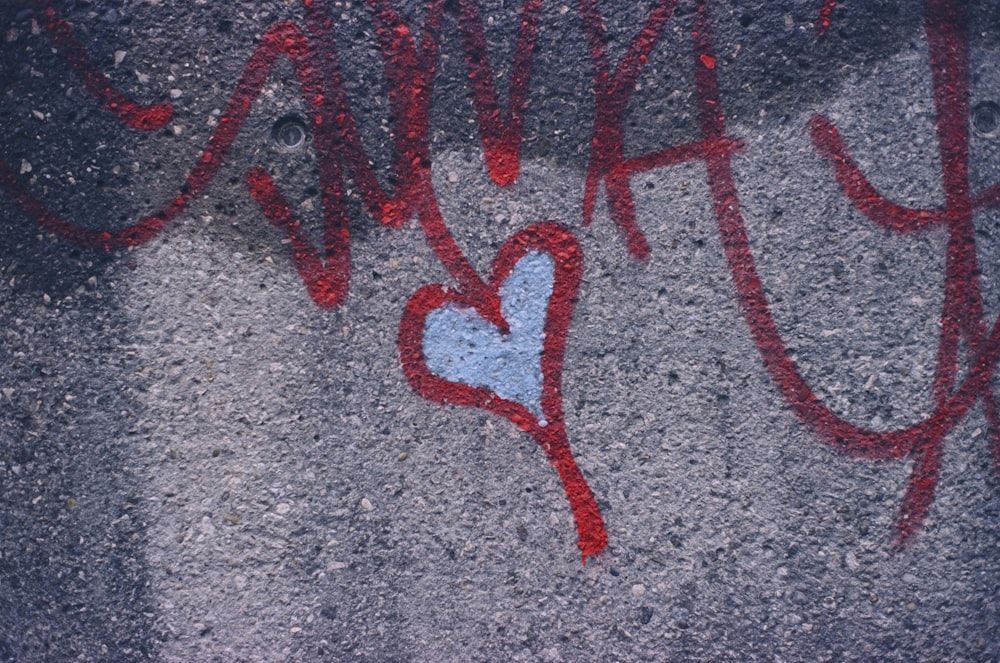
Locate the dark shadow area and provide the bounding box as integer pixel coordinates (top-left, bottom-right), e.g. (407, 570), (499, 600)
(0, 207), (156, 661)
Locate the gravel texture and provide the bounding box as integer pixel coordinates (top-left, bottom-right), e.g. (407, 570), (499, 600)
(1, 1), (999, 661)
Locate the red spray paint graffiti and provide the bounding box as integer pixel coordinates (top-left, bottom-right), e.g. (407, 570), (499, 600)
(1, 0), (998, 557)
(816, 0), (838, 38)
(805, 0), (1000, 542)
(0, 0), (606, 561)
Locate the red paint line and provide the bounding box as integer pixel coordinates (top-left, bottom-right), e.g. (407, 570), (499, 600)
(578, 0), (679, 260)
(246, 168), (350, 309)
(38, 4), (173, 130)
(302, 0), (504, 323)
(366, 0), (506, 325)
(417, 183), (508, 330)
(809, 114), (945, 232)
(807, 0), (1000, 542)
(455, 0), (541, 187)
(621, 138), (745, 176)
(1, 21), (319, 250)
(706, 0), (1000, 544)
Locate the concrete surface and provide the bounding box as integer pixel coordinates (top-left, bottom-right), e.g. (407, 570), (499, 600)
(1, 1), (999, 661)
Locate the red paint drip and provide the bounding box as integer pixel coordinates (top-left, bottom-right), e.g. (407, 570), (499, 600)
(816, 0), (837, 38)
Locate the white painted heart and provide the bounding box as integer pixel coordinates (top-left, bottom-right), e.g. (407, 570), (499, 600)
(421, 251), (554, 423)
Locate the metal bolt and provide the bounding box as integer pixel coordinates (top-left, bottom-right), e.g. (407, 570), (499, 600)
(272, 115), (309, 150)
(972, 101), (1000, 136)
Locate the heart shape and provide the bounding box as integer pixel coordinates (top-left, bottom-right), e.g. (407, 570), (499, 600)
(421, 249), (552, 424)
(399, 223), (607, 561)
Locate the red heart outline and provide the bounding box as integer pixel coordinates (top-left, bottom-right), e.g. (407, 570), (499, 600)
(399, 222), (608, 561)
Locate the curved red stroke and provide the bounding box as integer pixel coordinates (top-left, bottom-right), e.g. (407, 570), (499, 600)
(812, 0), (1000, 539)
(694, 0), (1000, 544)
(35, 4), (174, 130)
(0, 21), (317, 250)
(809, 115), (946, 232)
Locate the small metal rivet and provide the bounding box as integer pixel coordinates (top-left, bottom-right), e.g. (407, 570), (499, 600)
(272, 115), (309, 150)
(972, 101), (1000, 136)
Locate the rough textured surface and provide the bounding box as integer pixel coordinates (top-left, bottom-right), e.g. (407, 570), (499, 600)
(1, 1), (999, 661)
(424, 251), (552, 419)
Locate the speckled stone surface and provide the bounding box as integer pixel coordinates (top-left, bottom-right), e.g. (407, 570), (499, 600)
(1, 1), (999, 661)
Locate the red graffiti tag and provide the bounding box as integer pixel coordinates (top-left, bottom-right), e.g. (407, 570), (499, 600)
(806, 0), (1000, 542)
(577, 0), (743, 259)
(661, 0), (1000, 544)
(1, 0), (998, 554)
(0, 0), (603, 559)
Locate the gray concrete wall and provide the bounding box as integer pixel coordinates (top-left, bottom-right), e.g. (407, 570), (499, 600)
(1, 1), (998, 660)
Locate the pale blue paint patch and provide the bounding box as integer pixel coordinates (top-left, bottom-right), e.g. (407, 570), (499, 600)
(424, 251), (554, 422)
